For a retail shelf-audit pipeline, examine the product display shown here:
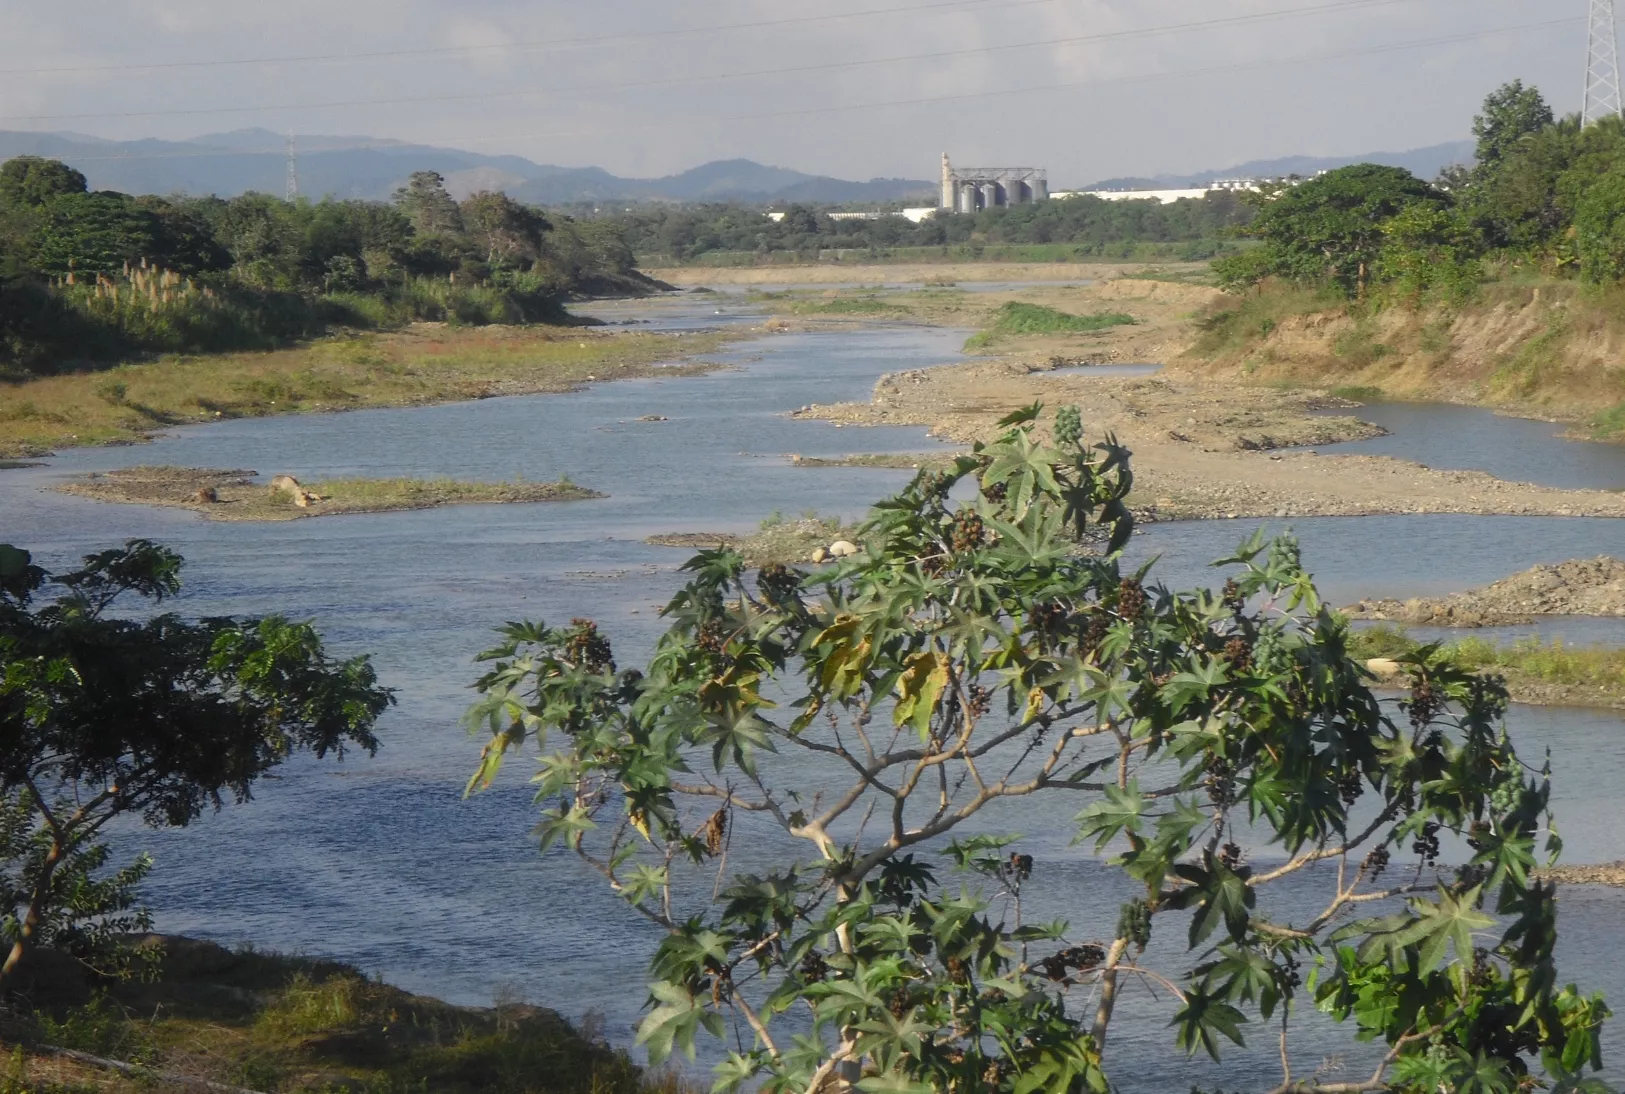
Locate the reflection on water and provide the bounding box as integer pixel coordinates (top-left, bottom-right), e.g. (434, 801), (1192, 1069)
(1317, 401), (1625, 491)
(6, 315), (1624, 1090)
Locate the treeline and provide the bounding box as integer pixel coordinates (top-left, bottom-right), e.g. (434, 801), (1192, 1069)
(0, 159), (646, 377)
(1216, 80), (1625, 298)
(598, 190), (1254, 263)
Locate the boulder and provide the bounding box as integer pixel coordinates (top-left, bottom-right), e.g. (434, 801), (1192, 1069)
(1365, 658), (1403, 678)
(193, 486), (219, 504)
(828, 540), (860, 558)
(810, 547), (828, 563)
(269, 474), (302, 497)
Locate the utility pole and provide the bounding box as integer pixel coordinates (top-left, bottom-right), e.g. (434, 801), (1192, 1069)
(282, 131), (299, 200)
(1583, 0), (1622, 126)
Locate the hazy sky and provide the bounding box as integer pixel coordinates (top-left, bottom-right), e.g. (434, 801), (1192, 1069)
(0, 0), (1589, 184)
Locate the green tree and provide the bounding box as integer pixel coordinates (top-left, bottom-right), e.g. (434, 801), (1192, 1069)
(0, 540), (393, 987)
(393, 170), (463, 237)
(0, 156), (88, 211)
(1473, 81), (1555, 179)
(465, 407), (1607, 1094)
(460, 191), (550, 271)
(28, 192), (157, 277)
(1573, 168), (1625, 283)
(1235, 165), (1445, 295)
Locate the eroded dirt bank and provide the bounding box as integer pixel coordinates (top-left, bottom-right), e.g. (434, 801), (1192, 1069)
(778, 278), (1625, 521)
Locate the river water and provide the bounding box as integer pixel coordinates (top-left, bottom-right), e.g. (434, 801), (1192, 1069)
(4, 293), (1623, 1090)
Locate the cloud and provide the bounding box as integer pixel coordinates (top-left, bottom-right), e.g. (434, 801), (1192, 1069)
(0, 0), (1585, 184)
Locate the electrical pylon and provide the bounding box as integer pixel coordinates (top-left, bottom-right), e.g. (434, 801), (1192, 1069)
(1583, 0), (1622, 126)
(285, 132), (299, 201)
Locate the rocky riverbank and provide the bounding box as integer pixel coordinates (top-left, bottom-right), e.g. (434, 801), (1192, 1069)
(1347, 557), (1625, 626)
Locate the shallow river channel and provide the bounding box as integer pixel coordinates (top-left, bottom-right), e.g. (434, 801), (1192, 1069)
(5, 291), (1624, 1091)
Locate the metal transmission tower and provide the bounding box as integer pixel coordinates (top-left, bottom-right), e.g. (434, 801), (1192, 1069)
(1584, 0), (1623, 126)
(284, 132), (299, 201)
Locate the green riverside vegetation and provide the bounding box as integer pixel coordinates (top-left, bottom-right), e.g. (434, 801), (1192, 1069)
(964, 301), (1138, 349)
(0, 159), (649, 377)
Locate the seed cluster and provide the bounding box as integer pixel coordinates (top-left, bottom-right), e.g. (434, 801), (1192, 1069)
(566, 618), (615, 674)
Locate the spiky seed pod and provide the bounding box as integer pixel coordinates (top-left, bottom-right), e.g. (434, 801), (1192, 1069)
(950, 509), (986, 553)
(799, 949), (828, 983)
(1223, 635), (1253, 674)
(1115, 577), (1146, 620)
(701, 807), (728, 857)
(1220, 842), (1243, 871)
(565, 618), (616, 673)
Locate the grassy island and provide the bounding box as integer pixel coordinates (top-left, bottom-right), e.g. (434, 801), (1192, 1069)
(58, 466), (603, 520)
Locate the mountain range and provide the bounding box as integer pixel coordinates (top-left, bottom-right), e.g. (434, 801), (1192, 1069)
(0, 128), (935, 205)
(0, 128), (1477, 205)
(1085, 140), (1477, 191)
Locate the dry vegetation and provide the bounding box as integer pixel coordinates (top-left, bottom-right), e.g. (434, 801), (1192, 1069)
(58, 466), (602, 520)
(1184, 277), (1625, 438)
(0, 324), (736, 458)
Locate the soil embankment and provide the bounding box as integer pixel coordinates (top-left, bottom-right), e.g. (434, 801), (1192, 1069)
(1347, 557), (1625, 626)
(1183, 280), (1625, 438)
(774, 277), (1625, 521)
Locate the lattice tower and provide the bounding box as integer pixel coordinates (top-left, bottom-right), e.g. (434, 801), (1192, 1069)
(285, 132), (299, 201)
(1584, 0), (1622, 126)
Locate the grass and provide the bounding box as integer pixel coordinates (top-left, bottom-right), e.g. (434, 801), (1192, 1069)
(1588, 400), (1625, 441)
(3, 936), (692, 1094)
(645, 513), (863, 567)
(1329, 385), (1385, 402)
(964, 302), (1137, 350)
(57, 467), (603, 520)
(1187, 284), (1341, 361)
(0, 325), (736, 458)
(1349, 623), (1625, 707)
(788, 296), (910, 316)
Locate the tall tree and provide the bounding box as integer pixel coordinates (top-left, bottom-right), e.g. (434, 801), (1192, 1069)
(0, 540), (393, 986)
(393, 170), (463, 237)
(1473, 81), (1555, 179)
(0, 157), (87, 211)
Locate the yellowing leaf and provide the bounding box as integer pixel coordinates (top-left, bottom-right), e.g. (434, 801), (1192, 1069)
(895, 651), (950, 740)
(1024, 685), (1046, 723)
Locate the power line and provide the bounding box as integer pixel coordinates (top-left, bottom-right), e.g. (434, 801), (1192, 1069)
(0, 0), (1461, 123)
(0, 0), (1029, 77)
(430, 15), (1585, 148)
(35, 14), (1579, 165)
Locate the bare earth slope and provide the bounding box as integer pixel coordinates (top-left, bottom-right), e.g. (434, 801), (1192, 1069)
(1347, 556), (1625, 626)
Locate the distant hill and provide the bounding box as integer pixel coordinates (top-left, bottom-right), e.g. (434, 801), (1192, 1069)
(1082, 140), (1476, 190)
(0, 128), (935, 206)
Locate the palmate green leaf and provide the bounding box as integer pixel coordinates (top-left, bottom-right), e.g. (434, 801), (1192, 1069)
(855, 1072), (936, 1094)
(1168, 854), (1255, 948)
(1011, 1034), (1110, 1094)
(712, 1051), (766, 1094)
(1171, 984), (1247, 1061)
(636, 980), (725, 1065)
(1348, 885), (1494, 973)
(536, 802), (596, 851)
(1074, 780), (1144, 851)
(620, 864), (668, 907)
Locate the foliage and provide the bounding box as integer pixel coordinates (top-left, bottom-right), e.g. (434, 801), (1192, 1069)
(464, 407), (1605, 1093)
(0, 540), (393, 989)
(1230, 165), (1448, 296)
(0, 789), (154, 980)
(1220, 81), (1625, 303)
(598, 192), (1253, 263)
(0, 158), (646, 376)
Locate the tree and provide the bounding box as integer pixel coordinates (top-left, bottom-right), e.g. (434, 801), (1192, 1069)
(393, 171), (463, 237)
(0, 157), (87, 211)
(28, 192), (158, 277)
(1473, 81), (1555, 179)
(1237, 165), (1445, 295)
(460, 191), (550, 271)
(465, 406), (1608, 1094)
(0, 540), (393, 987)
(1573, 168), (1625, 284)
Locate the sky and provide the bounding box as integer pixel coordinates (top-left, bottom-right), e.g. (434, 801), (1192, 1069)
(0, 0), (1591, 186)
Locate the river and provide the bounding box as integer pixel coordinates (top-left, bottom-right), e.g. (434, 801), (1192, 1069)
(4, 291), (1623, 1091)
